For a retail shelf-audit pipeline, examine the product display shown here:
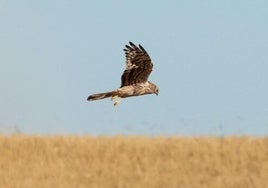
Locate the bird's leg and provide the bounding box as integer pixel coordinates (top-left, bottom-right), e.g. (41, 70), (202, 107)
(111, 95), (117, 101)
(113, 97), (121, 106)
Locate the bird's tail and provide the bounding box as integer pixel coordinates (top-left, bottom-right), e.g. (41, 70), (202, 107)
(87, 90), (117, 101)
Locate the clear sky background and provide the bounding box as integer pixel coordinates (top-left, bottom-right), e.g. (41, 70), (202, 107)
(1, 1), (268, 136)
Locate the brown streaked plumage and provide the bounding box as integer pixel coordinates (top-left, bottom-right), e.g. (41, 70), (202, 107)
(87, 42), (159, 106)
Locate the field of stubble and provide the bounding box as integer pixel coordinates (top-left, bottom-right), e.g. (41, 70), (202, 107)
(0, 135), (267, 188)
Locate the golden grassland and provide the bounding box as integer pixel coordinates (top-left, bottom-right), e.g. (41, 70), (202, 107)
(0, 135), (267, 188)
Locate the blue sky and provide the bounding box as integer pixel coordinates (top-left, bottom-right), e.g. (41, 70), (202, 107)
(0, 1), (268, 135)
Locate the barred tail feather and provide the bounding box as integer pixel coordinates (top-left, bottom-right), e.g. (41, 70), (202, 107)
(87, 91), (116, 101)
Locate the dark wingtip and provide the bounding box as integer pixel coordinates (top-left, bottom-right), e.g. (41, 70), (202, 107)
(138, 44), (147, 53)
(125, 41), (145, 52)
(129, 41), (138, 48)
(87, 96), (92, 101)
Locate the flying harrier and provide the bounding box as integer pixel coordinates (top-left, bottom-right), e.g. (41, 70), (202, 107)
(87, 42), (159, 106)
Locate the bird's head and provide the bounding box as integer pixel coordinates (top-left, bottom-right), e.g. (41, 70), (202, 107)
(148, 81), (159, 96)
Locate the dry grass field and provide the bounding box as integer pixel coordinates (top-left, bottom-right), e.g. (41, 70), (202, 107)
(0, 135), (267, 188)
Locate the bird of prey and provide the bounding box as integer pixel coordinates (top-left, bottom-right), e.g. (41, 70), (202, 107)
(87, 42), (159, 106)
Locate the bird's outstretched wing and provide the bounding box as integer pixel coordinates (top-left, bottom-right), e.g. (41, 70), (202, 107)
(121, 42), (153, 87)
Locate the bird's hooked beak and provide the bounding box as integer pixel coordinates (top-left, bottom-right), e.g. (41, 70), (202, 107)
(155, 89), (159, 96)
